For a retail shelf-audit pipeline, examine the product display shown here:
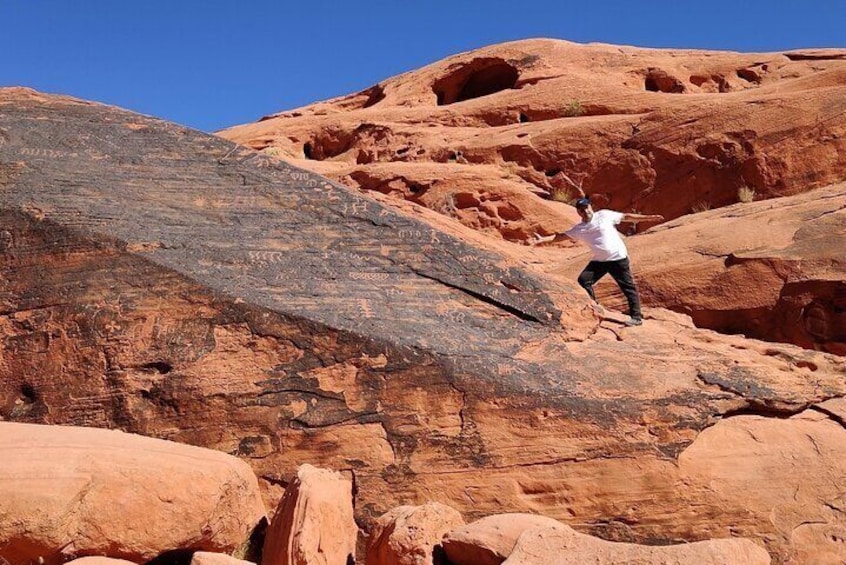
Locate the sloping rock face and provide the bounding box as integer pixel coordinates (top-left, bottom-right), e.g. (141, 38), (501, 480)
(0, 422), (265, 565)
(544, 183), (846, 354)
(1, 89), (846, 564)
(219, 39), (846, 241)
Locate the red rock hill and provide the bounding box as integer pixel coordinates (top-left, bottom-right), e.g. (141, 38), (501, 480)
(220, 38), (846, 240)
(2, 87), (845, 563)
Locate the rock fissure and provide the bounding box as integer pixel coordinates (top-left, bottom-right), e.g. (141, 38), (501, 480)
(810, 402), (846, 429)
(409, 269), (547, 325)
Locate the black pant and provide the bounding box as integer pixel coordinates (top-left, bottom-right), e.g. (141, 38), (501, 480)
(577, 258), (642, 319)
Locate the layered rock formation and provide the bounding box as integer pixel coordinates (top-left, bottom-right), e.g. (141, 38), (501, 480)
(219, 39), (846, 240)
(219, 39), (846, 354)
(1, 88), (845, 563)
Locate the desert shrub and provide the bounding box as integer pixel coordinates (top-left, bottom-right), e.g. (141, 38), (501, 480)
(550, 187), (578, 204)
(563, 100), (585, 117)
(738, 185), (756, 203)
(691, 200), (712, 213)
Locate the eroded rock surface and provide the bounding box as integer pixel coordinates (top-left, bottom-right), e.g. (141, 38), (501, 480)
(219, 39), (846, 241)
(1, 88), (845, 564)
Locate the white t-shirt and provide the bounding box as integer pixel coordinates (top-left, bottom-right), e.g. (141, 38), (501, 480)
(565, 210), (628, 261)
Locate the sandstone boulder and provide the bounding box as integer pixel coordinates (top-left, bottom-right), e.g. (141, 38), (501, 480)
(442, 514), (563, 565)
(501, 525), (770, 564)
(365, 502), (465, 565)
(262, 465), (357, 565)
(0, 422), (266, 565)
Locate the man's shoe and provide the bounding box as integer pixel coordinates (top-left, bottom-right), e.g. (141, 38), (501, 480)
(624, 317), (643, 327)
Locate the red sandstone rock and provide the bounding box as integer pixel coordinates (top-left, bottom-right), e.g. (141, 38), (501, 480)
(190, 552), (256, 565)
(262, 465), (357, 565)
(365, 502), (465, 565)
(2, 89), (845, 565)
(219, 39), (846, 242)
(0, 423), (266, 565)
(501, 525), (770, 564)
(442, 514), (564, 565)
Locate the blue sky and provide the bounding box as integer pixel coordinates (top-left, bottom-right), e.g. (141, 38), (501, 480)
(1, 1), (843, 132)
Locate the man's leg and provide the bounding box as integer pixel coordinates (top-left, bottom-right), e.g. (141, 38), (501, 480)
(577, 261), (609, 302)
(608, 258), (642, 320)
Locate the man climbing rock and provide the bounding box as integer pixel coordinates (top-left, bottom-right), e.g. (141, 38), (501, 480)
(534, 197), (663, 326)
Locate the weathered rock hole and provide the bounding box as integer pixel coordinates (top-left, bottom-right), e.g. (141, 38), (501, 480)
(141, 361), (173, 374)
(20, 383), (37, 404)
(795, 360), (818, 371)
(644, 70), (686, 93)
(453, 192), (481, 209)
(303, 142), (313, 160)
(690, 75), (708, 87)
(360, 85), (386, 109)
(433, 59), (520, 105)
(497, 203), (523, 221)
(736, 68), (761, 83)
(519, 112), (530, 123)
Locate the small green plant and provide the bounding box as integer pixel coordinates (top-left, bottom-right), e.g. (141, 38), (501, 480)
(738, 185), (756, 203)
(563, 100), (585, 117)
(691, 200), (712, 213)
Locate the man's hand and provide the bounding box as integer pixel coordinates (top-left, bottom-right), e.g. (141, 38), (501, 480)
(531, 233), (557, 246)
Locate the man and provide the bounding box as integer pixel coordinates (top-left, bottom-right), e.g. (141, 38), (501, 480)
(534, 197), (663, 326)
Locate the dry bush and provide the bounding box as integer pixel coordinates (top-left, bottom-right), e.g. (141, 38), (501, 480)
(691, 200), (712, 213)
(738, 185), (756, 203)
(550, 187), (578, 204)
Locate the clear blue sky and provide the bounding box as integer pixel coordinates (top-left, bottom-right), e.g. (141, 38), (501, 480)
(2, 1), (843, 132)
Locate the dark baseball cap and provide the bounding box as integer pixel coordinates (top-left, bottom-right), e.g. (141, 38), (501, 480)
(575, 197), (591, 209)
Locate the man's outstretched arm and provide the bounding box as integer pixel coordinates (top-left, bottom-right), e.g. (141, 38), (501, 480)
(532, 232), (574, 245)
(620, 213), (664, 223)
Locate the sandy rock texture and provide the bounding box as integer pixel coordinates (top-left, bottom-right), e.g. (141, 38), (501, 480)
(262, 465), (356, 565)
(1, 88), (845, 564)
(366, 503), (464, 565)
(502, 525), (770, 564)
(219, 39), (846, 241)
(0, 422), (266, 565)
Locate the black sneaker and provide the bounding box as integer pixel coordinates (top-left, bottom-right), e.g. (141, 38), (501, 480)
(624, 317), (643, 327)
